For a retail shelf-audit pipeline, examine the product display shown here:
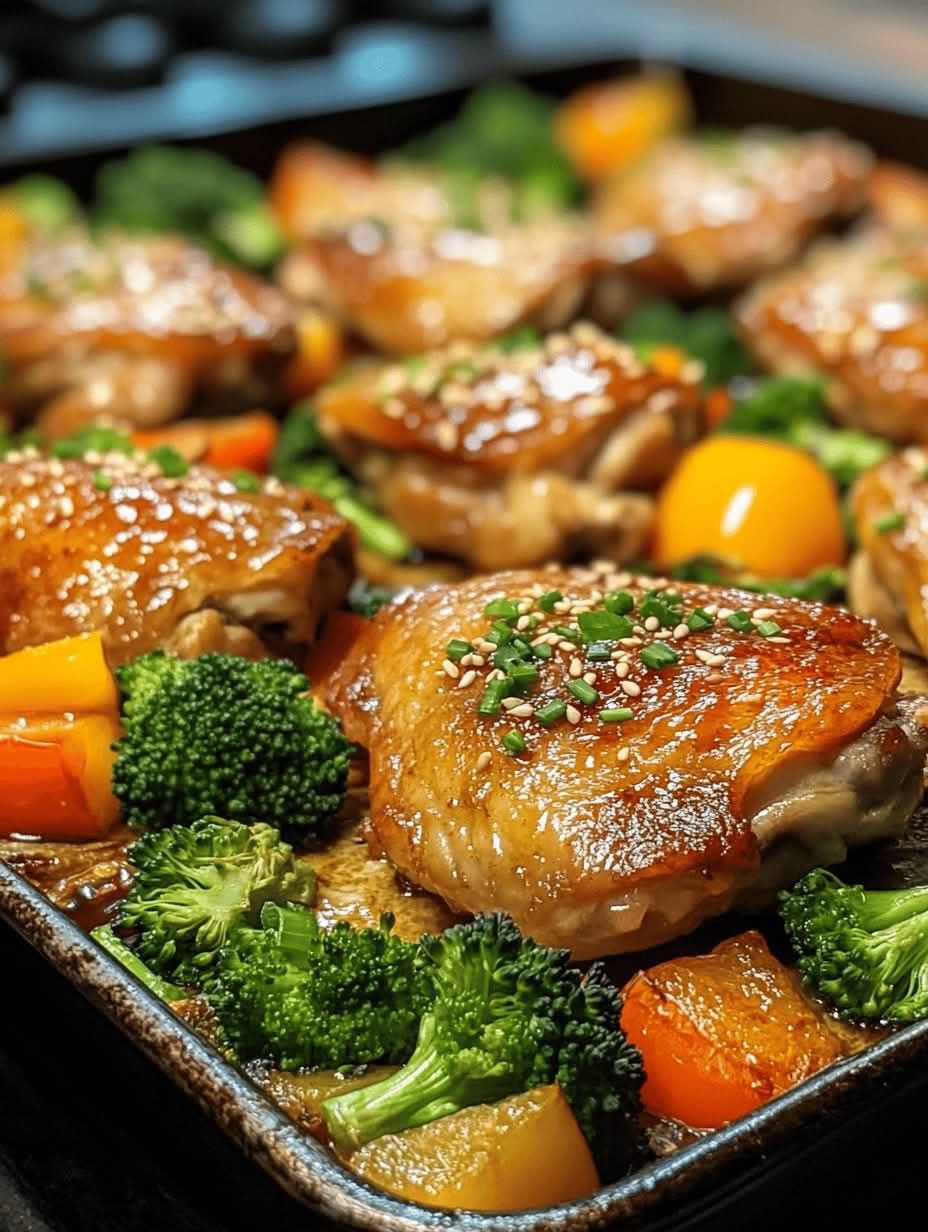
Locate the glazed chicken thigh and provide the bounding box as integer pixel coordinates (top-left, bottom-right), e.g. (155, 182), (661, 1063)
(318, 322), (704, 570)
(0, 452), (353, 663)
(327, 564), (927, 957)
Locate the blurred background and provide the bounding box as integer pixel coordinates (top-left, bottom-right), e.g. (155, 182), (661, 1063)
(2, 0), (928, 171)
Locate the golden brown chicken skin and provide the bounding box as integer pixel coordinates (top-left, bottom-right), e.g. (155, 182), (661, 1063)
(0, 228), (294, 434)
(737, 227), (928, 443)
(0, 452), (353, 664)
(850, 449), (928, 657)
(327, 564), (926, 956)
(595, 130), (870, 295)
(318, 322), (704, 569)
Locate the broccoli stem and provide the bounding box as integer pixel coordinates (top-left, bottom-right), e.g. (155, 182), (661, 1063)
(853, 884), (928, 932)
(91, 924), (186, 1002)
(324, 1013), (483, 1152)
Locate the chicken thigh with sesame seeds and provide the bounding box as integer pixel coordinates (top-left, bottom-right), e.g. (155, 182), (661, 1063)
(594, 130), (870, 296)
(317, 321), (704, 571)
(0, 227), (295, 436)
(325, 565), (928, 957)
(0, 453), (354, 664)
(736, 226), (928, 443)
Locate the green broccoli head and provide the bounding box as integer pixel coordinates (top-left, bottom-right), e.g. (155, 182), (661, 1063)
(322, 914), (643, 1176)
(208, 904), (432, 1071)
(112, 652), (352, 835)
(780, 869), (928, 1022)
(117, 816), (315, 985)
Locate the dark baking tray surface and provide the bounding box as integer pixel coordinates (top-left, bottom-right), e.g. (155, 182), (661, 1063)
(3, 57), (928, 1232)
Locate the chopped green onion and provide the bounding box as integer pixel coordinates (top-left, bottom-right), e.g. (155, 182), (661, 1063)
(147, 444), (189, 478)
(502, 729), (526, 756)
(687, 608), (715, 632)
(92, 469), (112, 492)
(493, 643), (525, 670)
(533, 643), (553, 661)
(232, 469), (261, 492)
(577, 611), (634, 643)
(874, 511), (905, 534)
(538, 589), (562, 613)
(599, 707), (634, 723)
(479, 678), (513, 716)
(484, 598), (520, 619)
(585, 642), (611, 662)
(567, 679), (599, 705)
(535, 699), (567, 726)
(487, 621), (515, 646)
(509, 662), (540, 691)
(552, 624), (581, 641)
(603, 590), (634, 615)
(639, 642), (678, 670)
(446, 639), (473, 662)
(756, 620), (782, 638)
(639, 593), (683, 627)
(727, 611), (755, 634)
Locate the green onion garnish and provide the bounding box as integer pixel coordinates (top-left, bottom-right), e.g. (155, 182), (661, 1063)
(599, 707), (634, 723)
(535, 699), (567, 726)
(585, 642), (611, 661)
(509, 662), (540, 691)
(756, 620), (782, 638)
(552, 624), (581, 641)
(147, 444), (188, 478)
(567, 679), (599, 705)
(687, 608), (715, 632)
(537, 590), (563, 613)
(502, 729), (526, 756)
(533, 642), (553, 660)
(484, 598), (520, 619)
(640, 642), (678, 670)
(232, 469), (261, 493)
(603, 590), (634, 615)
(727, 611), (755, 633)
(478, 678), (513, 716)
(874, 511), (905, 534)
(446, 639), (473, 662)
(92, 469), (112, 492)
(577, 611), (634, 643)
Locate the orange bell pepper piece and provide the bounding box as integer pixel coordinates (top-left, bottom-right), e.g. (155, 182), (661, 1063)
(0, 632), (118, 715)
(555, 73), (692, 182)
(283, 309), (346, 400)
(621, 931), (850, 1129)
(0, 712), (122, 839)
(133, 412), (280, 474)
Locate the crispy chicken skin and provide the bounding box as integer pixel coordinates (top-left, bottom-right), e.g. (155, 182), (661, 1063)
(0, 228), (294, 432)
(851, 450), (928, 656)
(318, 322), (704, 569)
(595, 130), (870, 295)
(737, 227), (928, 442)
(272, 143), (623, 354)
(0, 454), (353, 664)
(326, 565), (927, 956)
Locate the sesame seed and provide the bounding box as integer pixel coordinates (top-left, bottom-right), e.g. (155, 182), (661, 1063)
(617, 747), (630, 763)
(644, 616), (660, 632)
(460, 654), (475, 667)
(458, 670), (477, 688)
(516, 615), (531, 631)
(695, 649), (726, 667)
(569, 657), (583, 678)
(565, 704), (581, 725)
(620, 680), (641, 697)
(619, 637), (642, 648)
(717, 607), (734, 620)
(673, 623), (689, 640)
(510, 703), (534, 718)
(559, 640), (578, 652)
(471, 654), (486, 667)
(615, 661), (630, 679)
(752, 608), (776, 621)
(704, 604), (719, 616)
(583, 672), (597, 686)
(767, 636), (791, 644)
(442, 659), (459, 679)
(476, 751), (492, 772)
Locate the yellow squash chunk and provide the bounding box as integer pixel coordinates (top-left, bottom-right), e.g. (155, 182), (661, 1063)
(346, 1085), (599, 1212)
(0, 632), (119, 715)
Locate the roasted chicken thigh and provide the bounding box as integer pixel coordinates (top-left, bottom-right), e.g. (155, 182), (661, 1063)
(0, 452), (353, 663)
(327, 565), (927, 956)
(318, 322), (704, 570)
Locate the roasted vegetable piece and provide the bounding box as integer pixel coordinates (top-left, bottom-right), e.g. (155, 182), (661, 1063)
(0, 632), (117, 715)
(208, 904), (433, 1070)
(654, 436), (846, 577)
(91, 923), (186, 1003)
(117, 817), (316, 985)
(781, 869), (928, 1022)
(0, 713), (121, 839)
(323, 914), (643, 1177)
(273, 403), (412, 561)
(113, 652), (351, 834)
(620, 931), (850, 1129)
(347, 1085), (600, 1211)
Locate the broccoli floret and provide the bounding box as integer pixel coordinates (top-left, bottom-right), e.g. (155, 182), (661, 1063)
(113, 652), (351, 835)
(93, 145), (282, 269)
(117, 816), (316, 985)
(780, 869), (928, 1022)
(273, 403), (412, 561)
(619, 300), (750, 388)
(208, 904), (432, 1070)
(322, 914), (643, 1175)
(91, 923), (186, 1003)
